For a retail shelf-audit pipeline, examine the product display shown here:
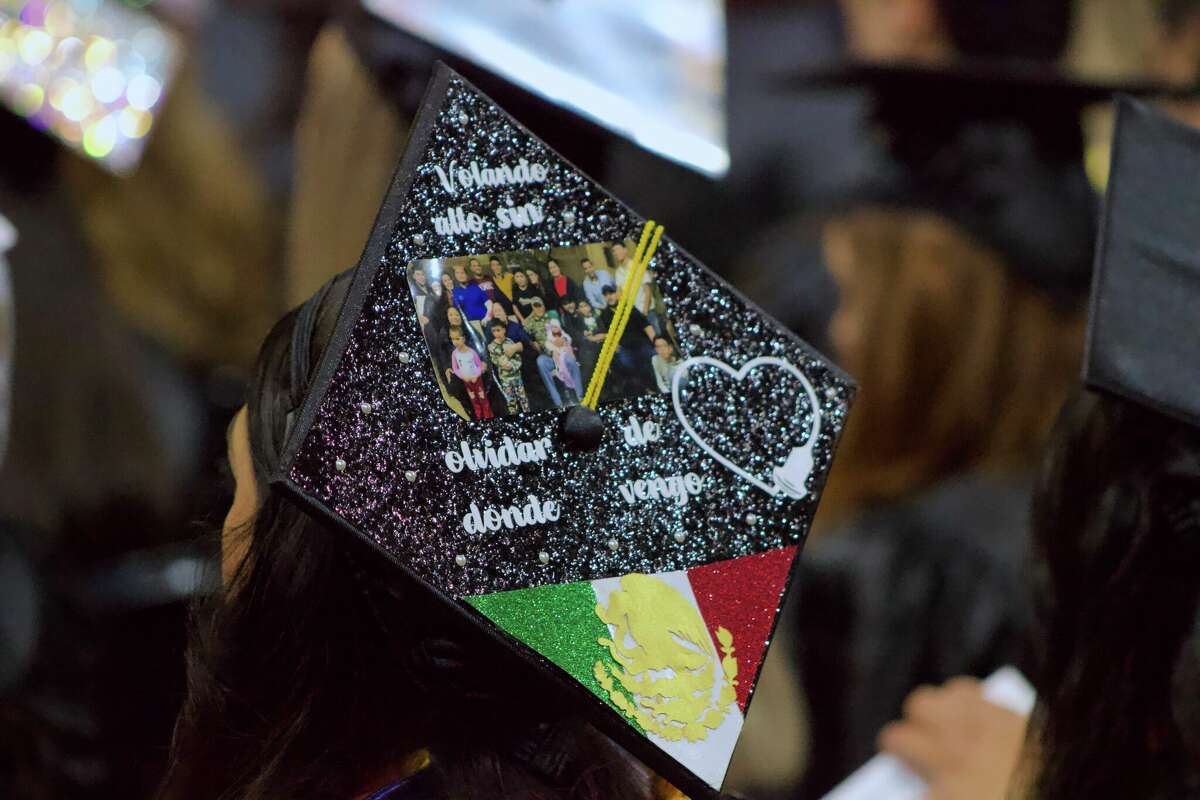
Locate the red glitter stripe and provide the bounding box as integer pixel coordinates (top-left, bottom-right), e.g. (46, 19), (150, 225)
(688, 546), (799, 713)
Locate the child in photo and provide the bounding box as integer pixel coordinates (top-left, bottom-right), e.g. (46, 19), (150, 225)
(652, 335), (682, 393)
(544, 318), (582, 404)
(448, 327), (493, 420)
(486, 319), (529, 414)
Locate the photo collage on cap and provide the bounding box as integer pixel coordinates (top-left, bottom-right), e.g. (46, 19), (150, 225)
(408, 240), (677, 420)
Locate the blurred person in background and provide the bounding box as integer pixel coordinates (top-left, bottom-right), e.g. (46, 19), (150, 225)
(765, 20), (1110, 791)
(157, 273), (665, 800)
(837, 0), (1071, 65)
(877, 392), (1200, 799)
(828, 97), (1200, 800)
(788, 203), (1085, 795)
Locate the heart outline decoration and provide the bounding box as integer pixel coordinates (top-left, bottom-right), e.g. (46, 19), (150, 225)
(670, 356), (822, 499)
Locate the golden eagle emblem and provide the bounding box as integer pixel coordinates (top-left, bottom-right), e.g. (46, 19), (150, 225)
(592, 574), (738, 742)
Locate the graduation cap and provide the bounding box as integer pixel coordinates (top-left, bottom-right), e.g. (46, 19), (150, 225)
(785, 60), (1200, 300)
(1084, 97), (1200, 429)
(274, 63), (854, 798)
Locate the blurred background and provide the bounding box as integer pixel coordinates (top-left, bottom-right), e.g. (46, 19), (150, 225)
(0, 0), (1198, 797)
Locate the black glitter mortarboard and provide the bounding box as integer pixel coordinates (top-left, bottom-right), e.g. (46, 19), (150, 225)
(274, 64), (854, 798)
(1084, 97), (1200, 429)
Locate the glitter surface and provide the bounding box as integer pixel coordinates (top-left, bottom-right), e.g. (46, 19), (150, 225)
(286, 70), (854, 600)
(688, 546), (798, 711)
(465, 581), (637, 721)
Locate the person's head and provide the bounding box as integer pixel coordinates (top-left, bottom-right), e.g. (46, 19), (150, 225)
(1026, 390), (1200, 798)
(446, 306), (464, 328)
(530, 297), (546, 317)
(547, 259), (562, 278)
(819, 208), (1085, 520)
(578, 300), (594, 318)
(525, 269), (541, 285)
(513, 269), (529, 289)
(449, 327), (468, 350)
(562, 300), (577, 315)
(837, 0), (1071, 64)
(411, 265), (428, 290)
(601, 285), (620, 307)
(491, 304), (509, 324)
(440, 272), (455, 294)
(489, 320), (507, 342)
(654, 337), (677, 362)
(453, 263), (469, 286)
(612, 243), (628, 264)
(582, 258), (596, 277)
(469, 258), (484, 280)
(161, 274), (648, 800)
(489, 257), (503, 276)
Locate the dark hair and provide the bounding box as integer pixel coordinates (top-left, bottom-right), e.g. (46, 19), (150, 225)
(935, 0), (1071, 61)
(1157, 0), (1200, 28)
(157, 275), (649, 800)
(488, 319), (507, 332)
(490, 256), (502, 264)
(1029, 390), (1200, 798)
(581, 258), (592, 266)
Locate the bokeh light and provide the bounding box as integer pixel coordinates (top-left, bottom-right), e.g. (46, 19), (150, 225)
(0, 0), (179, 173)
(90, 64), (123, 102)
(83, 35), (114, 70)
(125, 72), (158, 109)
(19, 28), (52, 64)
(82, 112), (117, 157)
(117, 104), (150, 138)
(13, 81), (44, 115)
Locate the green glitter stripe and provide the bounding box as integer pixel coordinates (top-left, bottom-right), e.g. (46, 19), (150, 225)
(467, 581), (641, 730)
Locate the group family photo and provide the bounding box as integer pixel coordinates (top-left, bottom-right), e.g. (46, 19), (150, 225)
(408, 239), (682, 420)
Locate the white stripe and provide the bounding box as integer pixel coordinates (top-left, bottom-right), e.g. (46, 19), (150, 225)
(591, 570), (744, 789)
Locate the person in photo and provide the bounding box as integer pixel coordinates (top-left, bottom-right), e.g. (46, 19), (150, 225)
(651, 335), (682, 393)
(486, 319), (529, 414)
(525, 268), (545, 297)
(408, 264), (435, 329)
(545, 258), (579, 312)
(522, 297), (574, 407)
(468, 257), (493, 295)
(471, 255), (516, 320)
(612, 241), (661, 337)
(437, 271), (455, 311)
(425, 306), (479, 413)
(489, 304), (550, 411)
(544, 317), (582, 405)
(510, 268), (543, 324)
(596, 283), (657, 394)
(581, 257), (613, 311)
(488, 256), (513, 303)
(451, 262), (490, 341)
(574, 299), (604, 376)
(448, 327), (493, 420)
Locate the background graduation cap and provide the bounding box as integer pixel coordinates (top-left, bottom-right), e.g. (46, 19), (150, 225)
(274, 63), (854, 798)
(784, 60), (1200, 302)
(1084, 96), (1200, 428)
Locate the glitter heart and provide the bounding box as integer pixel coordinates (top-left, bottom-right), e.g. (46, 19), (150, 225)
(670, 357), (821, 499)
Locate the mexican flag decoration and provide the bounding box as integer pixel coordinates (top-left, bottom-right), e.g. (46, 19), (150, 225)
(468, 546), (798, 789)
